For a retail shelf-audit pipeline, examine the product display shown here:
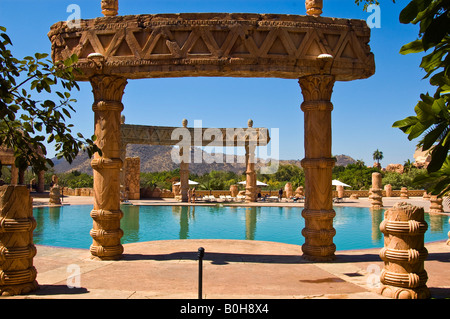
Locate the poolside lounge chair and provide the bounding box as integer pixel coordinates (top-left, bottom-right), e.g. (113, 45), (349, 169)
(333, 197), (343, 203)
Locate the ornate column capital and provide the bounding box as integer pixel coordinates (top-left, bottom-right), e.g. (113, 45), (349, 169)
(90, 75), (127, 104)
(298, 75), (335, 102)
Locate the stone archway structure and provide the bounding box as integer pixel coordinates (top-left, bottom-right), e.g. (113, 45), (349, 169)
(48, 0), (375, 261)
(120, 117), (270, 203)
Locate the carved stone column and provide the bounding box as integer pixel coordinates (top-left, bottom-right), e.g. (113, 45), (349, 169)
(299, 74), (336, 261)
(245, 143), (257, 203)
(180, 160), (189, 203)
(89, 75), (127, 260)
(369, 172), (383, 210)
(429, 195), (444, 214)
(0, 185), (38, 296)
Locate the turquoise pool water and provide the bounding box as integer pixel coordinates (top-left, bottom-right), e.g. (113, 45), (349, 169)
(32, 205), (450, 251)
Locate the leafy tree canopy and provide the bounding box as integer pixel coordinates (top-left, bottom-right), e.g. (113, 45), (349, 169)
(0, 26), (99, 175)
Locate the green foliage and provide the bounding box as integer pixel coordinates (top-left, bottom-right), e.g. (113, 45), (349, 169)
(0, 26), (99, 175)
(56, 170), (93, 189)
(390, 0), (450, 195)
(382, 168), (427, 190)
(333, 164), (380, 190)
(372, 149), (384, 164)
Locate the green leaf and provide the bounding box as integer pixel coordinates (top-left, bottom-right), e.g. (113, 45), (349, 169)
(399, 0), (419, 24)
(400, 39), (424, 55)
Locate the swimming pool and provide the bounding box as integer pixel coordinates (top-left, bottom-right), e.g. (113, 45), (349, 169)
(32, 205), (450, 251)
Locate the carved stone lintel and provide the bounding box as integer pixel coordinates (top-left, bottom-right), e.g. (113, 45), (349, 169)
(90, 75), (127, 261)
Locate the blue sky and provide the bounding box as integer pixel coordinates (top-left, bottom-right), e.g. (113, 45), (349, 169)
(0, 0), (432, 167)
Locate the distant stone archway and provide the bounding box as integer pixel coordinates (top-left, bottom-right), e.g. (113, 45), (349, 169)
(49, 0), (375, 261)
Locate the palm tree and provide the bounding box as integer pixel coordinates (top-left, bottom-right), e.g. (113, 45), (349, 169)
(373, 149), (384, 165)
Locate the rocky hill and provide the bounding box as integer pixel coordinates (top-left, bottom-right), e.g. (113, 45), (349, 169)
(51, 144), (355, 175)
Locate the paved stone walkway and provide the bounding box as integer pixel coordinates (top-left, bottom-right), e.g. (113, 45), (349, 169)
(3, 195), (448, 300)
(4, 239), (449, 299)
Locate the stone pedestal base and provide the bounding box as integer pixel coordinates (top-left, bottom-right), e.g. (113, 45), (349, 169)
(0, 185), (38, 296)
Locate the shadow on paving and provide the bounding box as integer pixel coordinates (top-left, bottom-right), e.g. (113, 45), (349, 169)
(122, 251), (306, 265)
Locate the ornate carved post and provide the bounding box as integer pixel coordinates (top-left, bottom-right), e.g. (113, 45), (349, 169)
(299, 74), (336, 261)
(384, 184), (392, 197)
(245, 120), (257, 203)
(305, 0), (323, 16)
(379, 202), (430, 299)
(400, 187), (409, 199)
(179, 119), (190, 203)
(101, 0), (118, 16)
(90, 75), (127, 260)
(429, 195), (444, 214)
(0, 185), (38, 296)
(369, 172), (383, 210)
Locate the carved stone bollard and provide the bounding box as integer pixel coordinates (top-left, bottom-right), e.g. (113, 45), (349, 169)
(384, 184), (392, 197)
(429, 196), (444, 214)
(285, 182), (293, 198)
(230, 185), (238, 198)
(0, 185), (38, 296)
(400, 187), (409, 199)
(49, 186), (61, 205)
(379, 202), (430, 299)
(369, 172), (383, 210)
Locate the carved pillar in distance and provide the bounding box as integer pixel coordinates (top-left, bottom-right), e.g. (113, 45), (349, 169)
(89, 75), (127, 260)
(299, 75), (336, 261)
(179, 119), (190, 203)
(245, 120), (257, 203)
(245, 143), (257, 203)
(0, 185), (38, 296)
(37, 170), (45, 193)
(369, 172), (383, 210)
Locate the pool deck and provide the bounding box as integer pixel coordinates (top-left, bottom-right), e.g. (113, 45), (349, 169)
(5, 196), (449, 299)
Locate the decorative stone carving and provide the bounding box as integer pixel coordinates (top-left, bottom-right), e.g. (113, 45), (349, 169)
(305, 0), (323, 17)
(400, 187), (409, 199)
(49, 174), (61, 205)
(245, 143), (257, 203)
(299, 74), (336, 261)
(48, 13), (375, 82)
(90, 75), (127, 261)
(423, 191), (430, 200)
(295, 186), (304, 197)
(384, 184), (392, 197)
(379, 202), (430, 299)
(0, 185), (38, 296)
(230, 184), (238, 197)
(285, 182), (293, 198)
(429, 196), (444, 214)
(101, 0), (118, 16)
(336, 185), (344, 199)
(369, 172), (383, 210)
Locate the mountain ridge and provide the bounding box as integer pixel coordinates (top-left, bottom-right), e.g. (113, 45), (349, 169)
(51, 144), (356, 175)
